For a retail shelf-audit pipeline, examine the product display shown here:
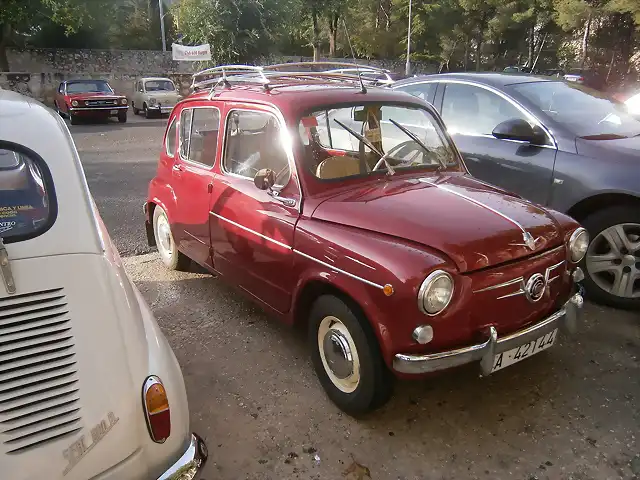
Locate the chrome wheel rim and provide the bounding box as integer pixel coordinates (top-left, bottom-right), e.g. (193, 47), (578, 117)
(155, 213), (173, 262)
(585, 223), (640, 299)
(317, 316), (360, 393)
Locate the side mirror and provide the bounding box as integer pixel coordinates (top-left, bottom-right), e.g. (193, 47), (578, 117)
(492, 118), (545, 145)
(254, 168), (276, 191)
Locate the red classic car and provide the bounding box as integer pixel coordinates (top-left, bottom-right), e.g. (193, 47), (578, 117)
(54, 79), (128, 125)
(143, 65), (587, 415)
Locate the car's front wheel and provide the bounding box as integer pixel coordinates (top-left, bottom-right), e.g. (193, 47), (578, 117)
(132, 102), (140, 115)
(309, 295), (393, 415)
(118, 111), (127, 123)
(582, 205), (640, 309)
(153, 206), (190, 271)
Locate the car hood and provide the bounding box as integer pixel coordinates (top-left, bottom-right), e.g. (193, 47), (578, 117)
(67, 92), (123, 100)
(312, 173), (564, 272)
(576, 135), (640, 160)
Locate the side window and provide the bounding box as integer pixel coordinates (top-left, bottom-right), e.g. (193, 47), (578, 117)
(165, 117), (177, 157)
(0, 146), (55, 242)
(441, 83), (528, 135)
(179, 109), (192, 159)
(223, 110), (290, 186)
(187, 108), (220, 166)
(396, 83), (436, 104)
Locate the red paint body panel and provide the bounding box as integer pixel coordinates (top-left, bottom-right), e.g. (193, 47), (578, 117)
(146, 82), (582, 378)
(55, 81), (127, 117)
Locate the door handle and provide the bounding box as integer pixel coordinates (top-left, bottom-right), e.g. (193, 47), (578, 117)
(172, 164), (184, 172)
(268, 189), (296, 208)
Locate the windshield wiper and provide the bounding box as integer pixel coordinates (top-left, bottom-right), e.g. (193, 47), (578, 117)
(388, 119), (446, 170)
(333, 119), (395, 174)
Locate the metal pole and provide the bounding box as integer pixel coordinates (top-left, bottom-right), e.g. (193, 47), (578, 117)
(405, 0), (412, 76)
(159, 0), (167, 52)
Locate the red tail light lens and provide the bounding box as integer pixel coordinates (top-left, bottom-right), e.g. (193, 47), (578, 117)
(143, 376), (171, 443)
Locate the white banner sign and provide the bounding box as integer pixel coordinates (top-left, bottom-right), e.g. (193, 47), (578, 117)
(172, 43), (212, 61)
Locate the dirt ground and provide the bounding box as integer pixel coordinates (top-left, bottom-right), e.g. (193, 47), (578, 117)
(125, 254), (639, 480)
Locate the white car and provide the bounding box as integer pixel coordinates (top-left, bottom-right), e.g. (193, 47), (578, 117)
(0, 90), (206, 479)
(132, 77), (182, 118)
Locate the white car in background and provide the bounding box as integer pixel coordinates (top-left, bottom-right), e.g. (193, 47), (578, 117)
(132, 77), (182, 119)
(0, 90), (206, 479)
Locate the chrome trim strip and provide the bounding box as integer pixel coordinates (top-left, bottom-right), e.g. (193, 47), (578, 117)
(209, 212), (292, 250)
(293, 249), (385, 290)
(420, 179), (527, 233)
(475, 276), (523, 293)
(69, 106), (128, 111)
(184, 230), (207, 246)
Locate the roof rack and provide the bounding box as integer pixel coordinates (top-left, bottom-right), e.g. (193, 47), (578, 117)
(264, 61), (389, 73)
(190, 63), (383, 96)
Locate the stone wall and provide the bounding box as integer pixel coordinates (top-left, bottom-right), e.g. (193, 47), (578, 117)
(1, 48), (437, 105)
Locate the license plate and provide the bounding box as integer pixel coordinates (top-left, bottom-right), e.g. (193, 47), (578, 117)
(110, 109), (118, 114)
(491, 329), (557, 373)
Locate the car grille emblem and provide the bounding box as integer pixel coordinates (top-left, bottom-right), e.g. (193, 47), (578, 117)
(524, 273), (546, 302)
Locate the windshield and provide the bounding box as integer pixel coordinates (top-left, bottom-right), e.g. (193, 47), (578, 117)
(298, 103), (459, 180)
(145, 80), (176, 91)
(66, 80), (114, 94)
(510, 81), (640, 138)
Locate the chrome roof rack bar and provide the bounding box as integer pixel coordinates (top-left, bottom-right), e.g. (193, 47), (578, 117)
(264, 61), (388, 73)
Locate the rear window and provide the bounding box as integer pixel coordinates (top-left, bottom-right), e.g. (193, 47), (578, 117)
(0, 145), (55, 242)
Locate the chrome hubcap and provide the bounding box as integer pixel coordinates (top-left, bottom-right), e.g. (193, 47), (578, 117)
(586, 223), (640, 299)
(156, 214), (173, 260)
(317, 316), (360, 393)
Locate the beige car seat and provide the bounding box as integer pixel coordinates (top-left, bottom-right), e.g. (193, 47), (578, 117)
(315, 155), (362, 179)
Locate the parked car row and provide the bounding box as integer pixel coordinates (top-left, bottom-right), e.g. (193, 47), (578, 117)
(53, 77), (182, 124)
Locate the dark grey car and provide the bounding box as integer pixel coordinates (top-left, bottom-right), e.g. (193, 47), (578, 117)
(393, 73), (640, 309)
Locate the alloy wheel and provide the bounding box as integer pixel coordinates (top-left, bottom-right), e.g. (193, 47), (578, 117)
(585, 223), (640, 299)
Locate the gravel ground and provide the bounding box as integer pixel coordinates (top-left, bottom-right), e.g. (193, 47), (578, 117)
(71, 113), (640, 480)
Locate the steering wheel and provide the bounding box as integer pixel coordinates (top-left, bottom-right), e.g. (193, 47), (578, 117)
(372, 140), (426, 171)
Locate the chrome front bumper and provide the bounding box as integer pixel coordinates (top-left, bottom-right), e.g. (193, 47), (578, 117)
(149, 104), (175, 112)
(157, 433), (208, 480)
(69, 106), (128, 111)
(393, 292), (584, 376)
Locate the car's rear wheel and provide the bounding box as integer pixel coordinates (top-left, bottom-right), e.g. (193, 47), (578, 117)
(582, 205), (640, 309)
(153, 206), (190, 271)
(309, 295), (393, 415)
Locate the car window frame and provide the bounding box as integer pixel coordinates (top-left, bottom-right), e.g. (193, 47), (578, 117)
(165, 116), (177, 158)
(297, 100), (465, 182)
(435, 79), (557, 149)
(220, 107), (294, 189)
(178, 105), (221, 169)
(0, 140), (58, 245)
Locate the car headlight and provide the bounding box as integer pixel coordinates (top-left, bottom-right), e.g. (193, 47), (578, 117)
(418, 270), (454, 315)
(149, 97), (157, 105)
(121, 98), (128, 105)
(71, 100), (79, 107)
(569, 227), (589, 262)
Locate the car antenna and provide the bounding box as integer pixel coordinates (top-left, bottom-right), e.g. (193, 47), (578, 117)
(342, 19), (366, 94)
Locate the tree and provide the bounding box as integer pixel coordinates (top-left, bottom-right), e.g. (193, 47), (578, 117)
(0, 0), (94, 71)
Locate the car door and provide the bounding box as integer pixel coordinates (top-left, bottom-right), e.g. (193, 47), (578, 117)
(171, 105), (221, 269)
(437, 81), (558, 206)
(209, 106), (301, 314)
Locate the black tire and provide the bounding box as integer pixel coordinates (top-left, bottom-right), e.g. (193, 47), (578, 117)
(54, 102), (64, 118)
(132, 102), (140, 115)
(152, 206), (190, 271)
(144, 103), (151, 119)
(118, 111), (127, 123)
(69, 113), (79, 125)
(580, 205), (640, 309)
(308, 295), (393, 415)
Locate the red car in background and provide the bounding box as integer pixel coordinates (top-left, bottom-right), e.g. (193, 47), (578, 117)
(54, 79), (129, 125)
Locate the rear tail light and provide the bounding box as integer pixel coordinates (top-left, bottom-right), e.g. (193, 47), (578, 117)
(142, 376), (171, 443)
